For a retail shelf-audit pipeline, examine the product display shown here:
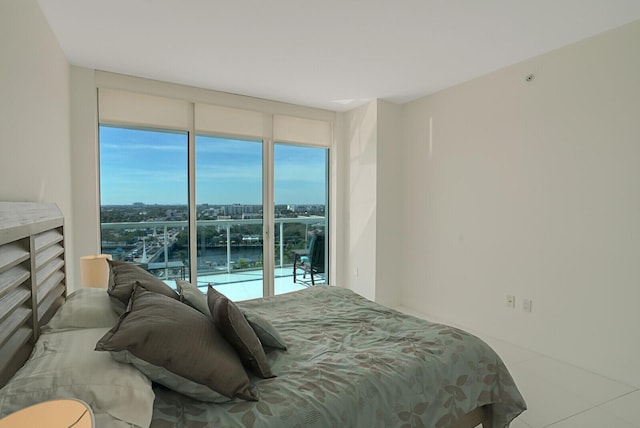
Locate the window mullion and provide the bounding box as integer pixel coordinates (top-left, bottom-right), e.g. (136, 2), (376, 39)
(188, 103), (197, 284)
(263, 138), (275, 297)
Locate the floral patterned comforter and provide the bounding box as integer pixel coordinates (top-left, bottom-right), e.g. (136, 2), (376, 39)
(151, 286), (526, 428)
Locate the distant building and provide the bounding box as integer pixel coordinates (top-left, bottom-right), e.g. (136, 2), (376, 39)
(222, 204), (256, 216)
(242, 213), (261, 219)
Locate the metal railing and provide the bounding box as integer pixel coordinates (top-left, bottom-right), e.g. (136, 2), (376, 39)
(101, 217), (325, 280)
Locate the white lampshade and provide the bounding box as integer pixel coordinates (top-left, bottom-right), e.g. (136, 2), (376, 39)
(80, 254), (112, 288)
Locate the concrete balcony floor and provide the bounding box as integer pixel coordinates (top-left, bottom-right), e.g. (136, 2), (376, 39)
(191, 267), (323, 301)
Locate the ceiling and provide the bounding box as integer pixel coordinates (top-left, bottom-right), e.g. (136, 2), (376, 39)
(37, 0), (640, 112)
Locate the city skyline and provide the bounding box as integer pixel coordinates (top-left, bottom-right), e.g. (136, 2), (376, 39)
(99, 125), (327, 206)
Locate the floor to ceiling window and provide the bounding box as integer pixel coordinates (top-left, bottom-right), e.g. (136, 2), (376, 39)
(97, 88), (332, 300)
(99, 125), (190, 282)
(195, 135), (264, 299)
(273, 143), (329, 295)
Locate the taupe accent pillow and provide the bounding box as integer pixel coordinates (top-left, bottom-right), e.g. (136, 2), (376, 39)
(208, 286), (274, 379)
(96, 284), (257, 401)
(206, 284), (226, 308)
(242, 310), (287, 350)
(176, 279), (209, 315)
(107, 260), (178, 311)
(180, 283), (286, 350)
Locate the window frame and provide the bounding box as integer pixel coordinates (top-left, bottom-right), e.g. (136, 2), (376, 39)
(97, 88), (334, 296)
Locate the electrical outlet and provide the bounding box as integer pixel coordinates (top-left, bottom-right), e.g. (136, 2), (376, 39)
(506, 295), (515, 308)
(523, 299), (532, 312)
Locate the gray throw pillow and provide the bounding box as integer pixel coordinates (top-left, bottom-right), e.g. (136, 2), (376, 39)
(107, 260), (178, 311)
(176, 279), (209, 315)
(242, 310), (287, 350)
(181, 283), (286, 350)
(96, 284), (257, 401)
(208, 286), (274, 379)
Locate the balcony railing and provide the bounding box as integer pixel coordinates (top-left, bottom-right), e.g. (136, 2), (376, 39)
(100, 217), (326, 282)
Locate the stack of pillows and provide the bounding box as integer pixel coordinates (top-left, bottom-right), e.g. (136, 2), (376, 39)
(95, 260), (287, 403)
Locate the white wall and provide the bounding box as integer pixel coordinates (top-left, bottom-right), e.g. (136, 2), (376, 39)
(342, 101), (378, 300)
(375, 100), (403, 307)
(400, 21), (640, 387)
(0, 0), (75, 285)
(69, 67), (100, 290)
(341, 100), (403, 306)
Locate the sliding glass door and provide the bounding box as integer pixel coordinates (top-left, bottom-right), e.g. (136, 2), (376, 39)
(195, 135), (263, 300)
(99, 125), (330, 300)
(274, 143), (329, 294)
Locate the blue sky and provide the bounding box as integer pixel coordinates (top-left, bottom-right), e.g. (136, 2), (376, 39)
(99, 126), (327, 206)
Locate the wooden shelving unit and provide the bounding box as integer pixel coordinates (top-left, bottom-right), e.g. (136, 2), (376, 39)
(0, 202), (66, 386)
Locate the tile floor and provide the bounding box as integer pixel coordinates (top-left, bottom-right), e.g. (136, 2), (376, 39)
(395, 306), (640, 428)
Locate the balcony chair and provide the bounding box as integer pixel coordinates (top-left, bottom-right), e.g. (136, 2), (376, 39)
(293, 233), (325, 286)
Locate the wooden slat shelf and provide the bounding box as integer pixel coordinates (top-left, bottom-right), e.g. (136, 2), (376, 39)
(0, 307), (32, 349)
(0, 242), (29, 275)
(0, 265), (30, 299)
(0, 327), (33, 387)
(37, 270), (65, 304)
(0, 202), (66, 387)
(35, 243), (64, 270)
(0, 288), (31, 324)
(35, 258), (64, 288)
(0, 203), (63, 246)
(33, 228), (63, 252)
(38, 283), (65, 325)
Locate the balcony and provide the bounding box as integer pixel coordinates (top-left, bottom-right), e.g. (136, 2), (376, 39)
(101, 217), (326, 301)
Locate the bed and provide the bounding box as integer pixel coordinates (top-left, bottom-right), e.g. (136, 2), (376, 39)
(0, 202), (526, 427)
